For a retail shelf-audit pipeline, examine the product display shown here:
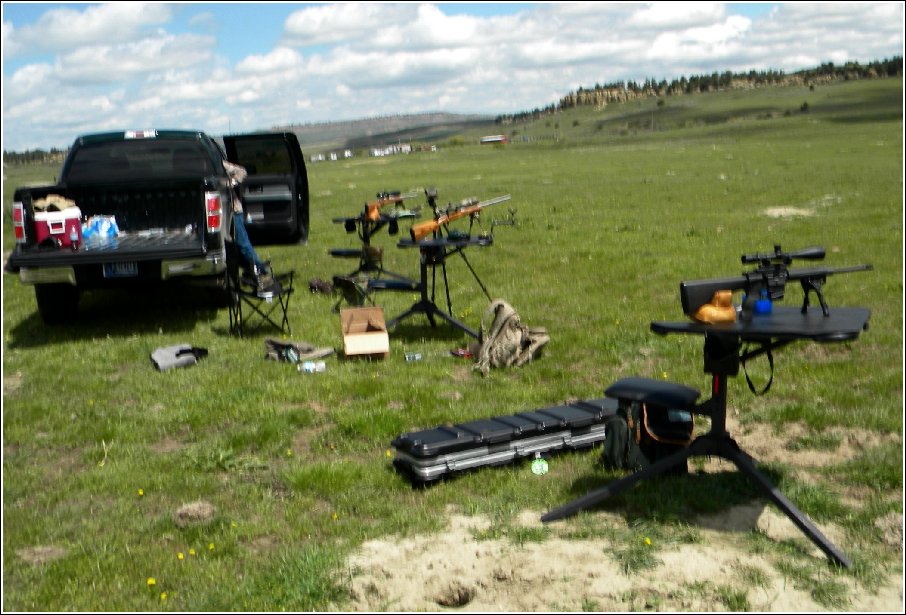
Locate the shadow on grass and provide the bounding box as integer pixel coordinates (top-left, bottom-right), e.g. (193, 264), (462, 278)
(552, 465), (786, 525)
(386, 319), (477, 343)
(6, 283), (223, 348)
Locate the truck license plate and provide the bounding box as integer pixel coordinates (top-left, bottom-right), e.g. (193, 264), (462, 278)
(103, 262), (138, 278)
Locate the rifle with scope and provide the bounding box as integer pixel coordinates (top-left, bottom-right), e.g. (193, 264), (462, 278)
(680, 245), (872, 321)
(365, 190), (419, 222)
(409, 194), (511, 242)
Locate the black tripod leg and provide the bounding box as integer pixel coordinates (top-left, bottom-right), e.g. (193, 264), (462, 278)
(725, 447), (852, 568)
(541, 446), (694, 522)
(428, 305), (479, 338)
(441, 261), (454, 314)
(459, 250), (492, 301)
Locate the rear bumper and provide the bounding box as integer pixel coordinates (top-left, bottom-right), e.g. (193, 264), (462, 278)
(16, 249), (226, 286)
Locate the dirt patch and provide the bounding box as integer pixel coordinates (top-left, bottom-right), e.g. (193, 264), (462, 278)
(339, 510), (904, 612)
(763, 207), (814, 218)
(4, 370), (24, 394)
(292, 425), (330, 456)
(149, 437), (185, 454)
(16, 545), (68, 565)
(173, 500), (216, 527)
(700, 415), (900, 473)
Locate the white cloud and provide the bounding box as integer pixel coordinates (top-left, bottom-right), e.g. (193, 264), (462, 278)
(236, 47), (304, 74)
(1, 2), (903, 151)
(4, 2), (173, 56)
(627, 2), (726, 28)
(283, 2), (410, 47)
(56, 34), (214, 85)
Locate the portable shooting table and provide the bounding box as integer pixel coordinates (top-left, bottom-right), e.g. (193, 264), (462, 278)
(542, 305), (871, 568)
(387, 235), (493, 338)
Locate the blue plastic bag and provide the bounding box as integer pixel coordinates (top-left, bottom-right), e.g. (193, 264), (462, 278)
(82, 215), (119, 242)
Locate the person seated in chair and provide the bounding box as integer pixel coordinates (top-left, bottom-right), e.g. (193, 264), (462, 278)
(224, 160), (281, 296)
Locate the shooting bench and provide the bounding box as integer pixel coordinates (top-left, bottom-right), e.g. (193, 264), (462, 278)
(541, 305), (871, 568)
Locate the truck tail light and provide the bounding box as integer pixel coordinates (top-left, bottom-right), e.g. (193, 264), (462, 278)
(13, 202), (26, 243)
(205, 192), (222, 232)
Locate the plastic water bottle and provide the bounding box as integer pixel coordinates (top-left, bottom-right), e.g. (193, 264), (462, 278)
(299, 361), (326, 373)
(405, 352), (423, 362)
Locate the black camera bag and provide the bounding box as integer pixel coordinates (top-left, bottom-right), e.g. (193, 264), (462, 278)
(600, 378), (699, 474)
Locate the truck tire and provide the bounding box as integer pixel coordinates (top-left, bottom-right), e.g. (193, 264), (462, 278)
(35, 284), (79, 324)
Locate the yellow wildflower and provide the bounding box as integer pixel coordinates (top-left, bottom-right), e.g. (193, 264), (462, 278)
(147, 577), (156, 588)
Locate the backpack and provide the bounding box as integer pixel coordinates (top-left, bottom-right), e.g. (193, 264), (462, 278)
(473, 299), (550, 376)
(599, 377), (698, 475)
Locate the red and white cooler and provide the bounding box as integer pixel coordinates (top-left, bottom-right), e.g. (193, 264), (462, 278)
(34, 207), (82, 248)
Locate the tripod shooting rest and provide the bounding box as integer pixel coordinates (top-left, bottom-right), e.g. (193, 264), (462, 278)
(330, 204), (421, 310)
(387, 234), (494, 338)
(542, 306), (871, 568)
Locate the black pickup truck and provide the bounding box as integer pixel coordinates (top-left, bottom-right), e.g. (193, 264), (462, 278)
(6, 129), (308, 323)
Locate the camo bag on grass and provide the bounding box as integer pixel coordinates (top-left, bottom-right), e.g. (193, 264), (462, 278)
(473, 299), (549, 376)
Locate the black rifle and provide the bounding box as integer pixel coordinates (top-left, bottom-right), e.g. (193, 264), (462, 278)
(680, 245), (872, 320)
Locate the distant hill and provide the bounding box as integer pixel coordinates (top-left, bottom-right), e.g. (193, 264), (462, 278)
(273, 112), (496, 153)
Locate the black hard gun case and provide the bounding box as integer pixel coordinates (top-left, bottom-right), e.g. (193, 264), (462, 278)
(391, 397), (618, 483)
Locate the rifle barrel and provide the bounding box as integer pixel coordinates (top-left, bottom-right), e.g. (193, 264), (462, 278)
(790, 264), (874, 277)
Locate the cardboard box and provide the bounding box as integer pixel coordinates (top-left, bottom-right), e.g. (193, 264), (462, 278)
(341, 307), (390, 359)
(35, 207), (82, 248)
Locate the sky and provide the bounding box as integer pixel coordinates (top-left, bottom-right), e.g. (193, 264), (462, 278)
(1, 2), (903, 152)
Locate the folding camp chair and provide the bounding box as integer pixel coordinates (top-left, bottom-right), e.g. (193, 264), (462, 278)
(226, 241), (295, 336)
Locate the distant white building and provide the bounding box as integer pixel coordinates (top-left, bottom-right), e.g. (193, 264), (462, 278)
(369, 143), (412, 157)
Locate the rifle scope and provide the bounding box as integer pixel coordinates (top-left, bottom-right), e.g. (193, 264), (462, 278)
(741, 245), (826, 266)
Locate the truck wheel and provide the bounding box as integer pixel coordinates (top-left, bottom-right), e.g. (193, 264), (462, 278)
(34, 284), (79, 324)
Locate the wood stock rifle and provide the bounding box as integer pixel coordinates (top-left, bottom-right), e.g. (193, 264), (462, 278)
(409, 194), (511, 242)
(365, 191), (418, 222)
(680, 245), (872, 321)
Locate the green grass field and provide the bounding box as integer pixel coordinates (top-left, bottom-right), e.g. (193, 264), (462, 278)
(2, 77), (902, 610)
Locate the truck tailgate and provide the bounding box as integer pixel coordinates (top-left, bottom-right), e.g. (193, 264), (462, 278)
(8, 231), (206, 268)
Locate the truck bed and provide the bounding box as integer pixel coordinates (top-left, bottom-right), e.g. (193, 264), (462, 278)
(8, 179), (211, 269)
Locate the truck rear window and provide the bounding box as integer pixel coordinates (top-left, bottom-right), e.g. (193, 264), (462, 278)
(65, 140), (214, 184)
